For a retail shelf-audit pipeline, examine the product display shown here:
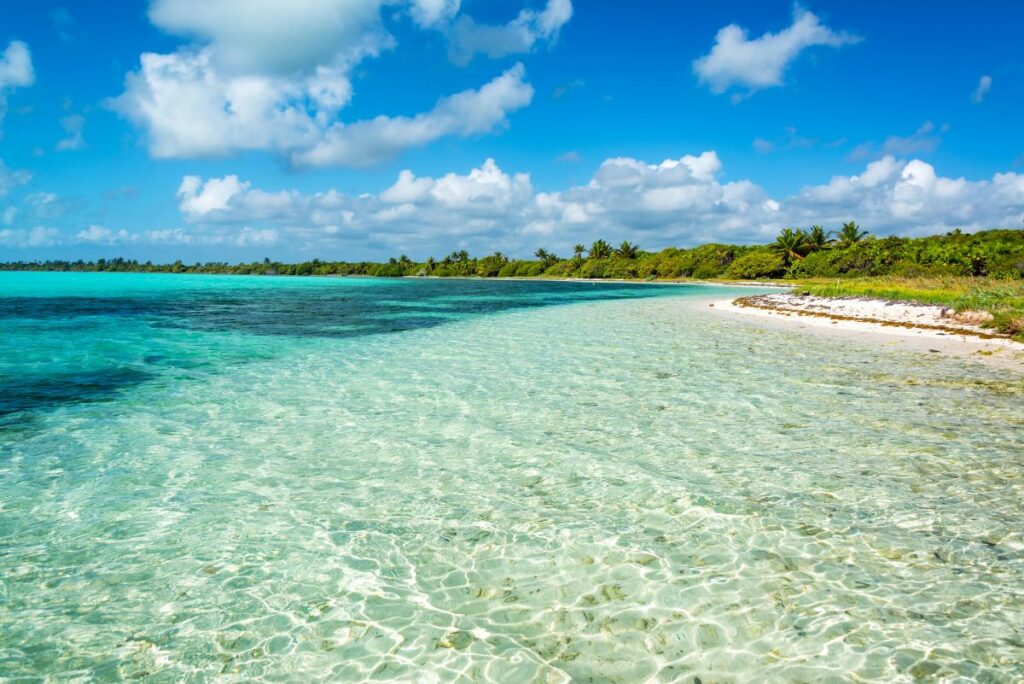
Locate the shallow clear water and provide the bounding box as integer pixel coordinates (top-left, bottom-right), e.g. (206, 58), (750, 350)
(1, 273), (1023, 682)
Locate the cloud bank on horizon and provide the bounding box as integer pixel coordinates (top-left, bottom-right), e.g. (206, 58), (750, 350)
(46, 153), (1017, 256)
(0, 1), (1022, 259)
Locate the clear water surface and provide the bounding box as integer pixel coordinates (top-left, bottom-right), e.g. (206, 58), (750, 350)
(1, 272), (1022, 682)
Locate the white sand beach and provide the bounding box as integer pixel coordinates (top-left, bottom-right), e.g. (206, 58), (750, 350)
(709, 293), (1024, 373)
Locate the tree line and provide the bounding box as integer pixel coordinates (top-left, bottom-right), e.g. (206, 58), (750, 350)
(2, 226), (1022, 280)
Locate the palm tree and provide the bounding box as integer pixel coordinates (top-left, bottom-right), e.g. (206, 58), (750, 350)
(572, 244), (586, 265)
(425, 257), (436, 271)
(838, 221), (868, 247)
(771, 228), (809, 264)
(616, 241), (639, 259)
(806, 225), (832, 252)
(456, 250), (470, 263)
(589, 239), (612, 259)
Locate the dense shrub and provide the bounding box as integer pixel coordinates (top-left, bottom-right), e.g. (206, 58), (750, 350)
(724, 251), (785, 279)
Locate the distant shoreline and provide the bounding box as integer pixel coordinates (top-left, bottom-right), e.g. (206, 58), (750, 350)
(0, 268), (793, 289)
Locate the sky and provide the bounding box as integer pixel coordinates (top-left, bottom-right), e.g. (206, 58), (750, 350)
(1, 0), (1022, 263)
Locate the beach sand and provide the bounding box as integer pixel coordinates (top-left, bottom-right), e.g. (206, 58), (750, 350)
(707, 293), (1024, 374)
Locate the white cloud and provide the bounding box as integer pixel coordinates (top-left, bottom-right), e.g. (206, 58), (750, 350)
(0, 40), (35, 133)
(147, 0), (390, 74)
(110, 0), (563, 165)
(178, 175), (251, 218)
(293, 63), (533, 167)
(110, 49), (329, 158)
(114, 43), (508, 162)
(56, 114), (86, 151)
(76, 225), (129, 244)
(448, 0), (572, 65)
(162, 153), (1024, 257)
(971, 75), (992, 104)
(791, 156), (1024, 233)
(0, 41), (33, 89)
(693, 9), (859, 97)
(409, 0), (461, 28)
(5, 153), (1024, 256)
(382, 158), (532, 209)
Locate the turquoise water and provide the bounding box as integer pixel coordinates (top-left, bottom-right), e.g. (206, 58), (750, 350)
(1, 272), (1022, 682)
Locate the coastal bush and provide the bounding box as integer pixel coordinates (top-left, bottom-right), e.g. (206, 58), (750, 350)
(5, 228), (1022, 285)
(724, 251), (785, 279)
(542, 260), (576, 277)
(788, 230), (1024, 279)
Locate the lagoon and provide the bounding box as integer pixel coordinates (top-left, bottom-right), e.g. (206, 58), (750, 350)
(1, 272), (1022, 681)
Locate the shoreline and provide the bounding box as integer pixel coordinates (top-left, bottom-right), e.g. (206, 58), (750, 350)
(707, 293), (1024, 373)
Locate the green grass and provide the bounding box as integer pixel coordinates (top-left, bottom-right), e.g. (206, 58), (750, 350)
(798, 277), (1024, 341)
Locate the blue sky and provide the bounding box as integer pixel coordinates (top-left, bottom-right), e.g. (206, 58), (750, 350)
(1, 0), (1022, 262)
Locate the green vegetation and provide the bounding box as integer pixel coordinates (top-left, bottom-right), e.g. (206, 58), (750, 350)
(4, 226), (1020, 282)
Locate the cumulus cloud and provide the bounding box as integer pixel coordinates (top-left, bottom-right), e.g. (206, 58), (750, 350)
(971, 75), (992, 104)
(111, 0), (558, 165)
(6, 154), (1024, 255)
(782, 156), (1024, 233)
(111, 49), (337, 158)
(447, 0), (572, 65)
(178, 175), (251, 218)
(163, 153), (1024, 258)
(293, 63), (534, 167)
(694, 9), (859, 98)
(0, 41), (35, 133)
(147, 0), (390, 74)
